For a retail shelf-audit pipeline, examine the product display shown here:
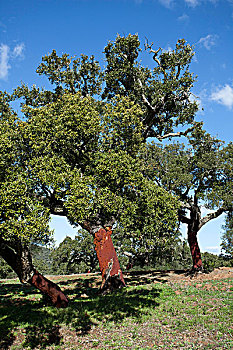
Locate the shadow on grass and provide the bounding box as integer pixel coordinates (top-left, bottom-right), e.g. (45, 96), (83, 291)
(0, 276), (161, 349)
(124, 268), (190, 285)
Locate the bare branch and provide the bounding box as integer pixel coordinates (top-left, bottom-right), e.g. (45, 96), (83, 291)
(145, 38), (161, 65)
(176, 64), (181, 80)
(180, 200), (192, 210)
(137, 78), (156, 113)
(181, 187), (191, 201)
(156, 125), (197, 141)
(50, 203), (67, 216)
(31, 191), (68, 216)
(199, 207), (226, 230)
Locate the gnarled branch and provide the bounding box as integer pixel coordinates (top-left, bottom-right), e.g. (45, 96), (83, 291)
(199, 207), (226, 230)
(156, 125), (197, 141)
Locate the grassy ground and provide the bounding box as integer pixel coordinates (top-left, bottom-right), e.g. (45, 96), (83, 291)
(0, 270), (232, 349)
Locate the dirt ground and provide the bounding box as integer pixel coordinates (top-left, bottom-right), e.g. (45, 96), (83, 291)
(123, 266), (233, 286)
(165, 266), (233, 282)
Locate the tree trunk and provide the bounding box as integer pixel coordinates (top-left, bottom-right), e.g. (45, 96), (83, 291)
(49, 198), (126, 291)
(187, 229), (203, 271)
(93, 226), (126, 292)
(0, 239), (68, 308)
(186, 202), (203, 271)
(29, 270), (69, 307)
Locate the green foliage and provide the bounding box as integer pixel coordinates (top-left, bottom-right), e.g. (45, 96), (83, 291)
(221, 212), (233, 258)
(21, 87), (178, 230)
(103, 35), (198, 137)
(51, 230), (98, 274)
(202, 252), (233, 272)
(36, 51), (102, 97)
(1, 34), (201, 274)
(0, 94), (51, 244)
(145, 128), (225, 203)
(144, 128), (233, 226)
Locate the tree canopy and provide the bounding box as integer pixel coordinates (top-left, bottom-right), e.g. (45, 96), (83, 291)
(10, 34), (198, 238)
(0, 93), (51, 244)
(0, 34), (206, 295)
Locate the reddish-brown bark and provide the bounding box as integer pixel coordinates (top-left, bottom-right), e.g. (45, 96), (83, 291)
(188, 230), (203, 270)
(0, 239), (69, 308)
(29, 270), (69, 308)
(94, 226), (126, 291)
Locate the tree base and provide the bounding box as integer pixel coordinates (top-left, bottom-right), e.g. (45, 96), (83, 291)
(100, 273), (126, 294)
(189, 265), (203, 277)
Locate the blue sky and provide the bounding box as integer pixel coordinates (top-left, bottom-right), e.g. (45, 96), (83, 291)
(1, 0), (233, 254)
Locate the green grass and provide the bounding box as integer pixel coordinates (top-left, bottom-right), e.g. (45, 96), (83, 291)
(0, 272), (232, 349)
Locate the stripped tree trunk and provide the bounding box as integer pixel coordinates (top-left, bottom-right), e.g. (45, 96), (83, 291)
(187, 204), (203, 271)
(187, 229), (203, 271)
(94, 226), (126, 291)
(0, 238), (68, 307)
(29, 270), (69, 307)
(82, 221), (126, 292)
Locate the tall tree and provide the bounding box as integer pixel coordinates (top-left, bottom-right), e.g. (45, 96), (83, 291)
(21, 92), (178, 290)
(9, 34), (199, 289)
(144, 127), (233, 270)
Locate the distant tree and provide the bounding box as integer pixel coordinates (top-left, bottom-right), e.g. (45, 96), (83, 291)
(51, 230), (98, 275)
(30, 243), (54, 275)
(112, 224), (185, 270)
(221, 212), (233, 259)
(0, 257), (16, 279)
(201, 251), (233, 272)
(144, 128), (233, 271)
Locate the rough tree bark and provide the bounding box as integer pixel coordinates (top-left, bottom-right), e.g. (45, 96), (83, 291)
(0, 238), (69, 307)
(187, 205), (203, 271)
(187, 229), (203, 271)
(81, 222), (126, 292)
(94, 226), (126, 291)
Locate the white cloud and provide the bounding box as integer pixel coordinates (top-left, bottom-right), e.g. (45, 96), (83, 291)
(197, 34), (218, 50)
(185, 0), (199, 7)
(160, 0), (219, 8)
(185, 0), (219, 6)
(159, 0), (174, 8)
(205, 246), (220, 254)
(0, 43), (25, 80)
(0, 44), (10, 80)
(211, 84), (233, 109)
(178, 13), (189, 22)
(12, 43), (25, 59)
